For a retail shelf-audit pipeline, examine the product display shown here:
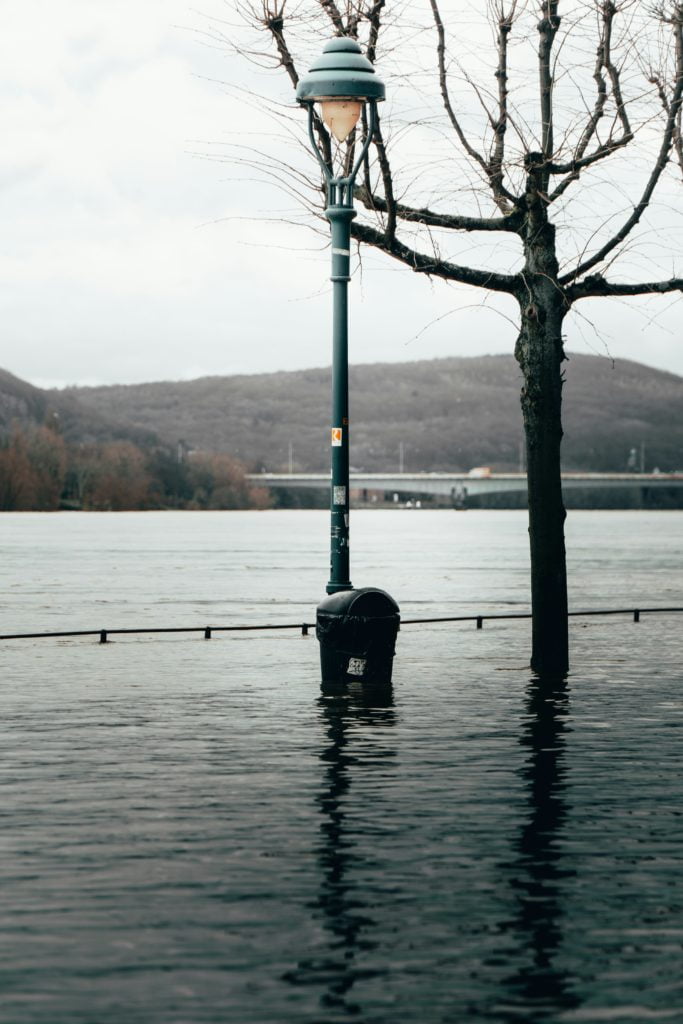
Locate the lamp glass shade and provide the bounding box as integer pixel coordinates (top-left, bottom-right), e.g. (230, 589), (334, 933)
(321, 99), (362, 142)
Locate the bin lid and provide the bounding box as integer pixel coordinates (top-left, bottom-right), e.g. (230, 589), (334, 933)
(317, 586), (400, 617)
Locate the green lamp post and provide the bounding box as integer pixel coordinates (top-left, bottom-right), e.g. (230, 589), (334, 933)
(297, 39), (400, 686)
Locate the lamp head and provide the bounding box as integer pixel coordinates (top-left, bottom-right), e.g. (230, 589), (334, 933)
(296, 37), (385, 142)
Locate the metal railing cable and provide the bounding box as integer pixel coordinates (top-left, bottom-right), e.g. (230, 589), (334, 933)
(1, 607), (681, 643)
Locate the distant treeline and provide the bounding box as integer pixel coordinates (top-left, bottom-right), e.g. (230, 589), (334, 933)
(0, 425), (270, 511)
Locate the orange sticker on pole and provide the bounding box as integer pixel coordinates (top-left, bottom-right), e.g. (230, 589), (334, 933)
(331, 427), (342, 447)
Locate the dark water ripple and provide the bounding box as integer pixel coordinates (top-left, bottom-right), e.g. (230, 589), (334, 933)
(2, 617), (682, 1023)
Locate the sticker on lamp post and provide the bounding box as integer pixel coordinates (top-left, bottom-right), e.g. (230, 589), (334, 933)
(331, 428), (342, 446)
(333, 486), (347, 505)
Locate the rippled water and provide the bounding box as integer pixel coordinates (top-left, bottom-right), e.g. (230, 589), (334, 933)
(1, 511), (682, 1023)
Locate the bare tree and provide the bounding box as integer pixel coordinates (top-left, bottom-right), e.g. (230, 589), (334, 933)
(232, 0), (683, 676)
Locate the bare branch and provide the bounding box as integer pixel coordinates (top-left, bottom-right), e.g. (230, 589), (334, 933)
(573, 11), (612, 158)
(319, 0), (345, 35)
(365, 117), (396, 241)
(490, 3), (515, 201)
(354, 186), (523, 232)
(261, 2), (298, 89)
(260, 2), (333, 169)
(549, 134), (633, 177)
(560, 2), (683, 283)
(650, 70), (683, 177)
(549, 1), (634, 199)
(349, 220), (520, 294)
(365, 0), (386, 61)
(568, 272), (683, 300)
(538, 0), (561, 190)
(603, 3), (632, 138)
(429, 0), (516, 211)
(360, 1), (396, 242)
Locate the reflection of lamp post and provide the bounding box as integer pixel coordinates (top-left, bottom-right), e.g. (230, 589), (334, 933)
(283, 684), (395, 1006)
(296, 39), (399, 685)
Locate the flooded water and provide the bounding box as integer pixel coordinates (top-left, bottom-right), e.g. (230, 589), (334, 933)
(1, 510), (682, 1023)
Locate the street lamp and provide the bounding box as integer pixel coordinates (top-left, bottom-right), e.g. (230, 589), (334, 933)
(296, 38), (400, 686)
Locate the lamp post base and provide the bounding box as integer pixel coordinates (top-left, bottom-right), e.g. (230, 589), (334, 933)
(316, 587), (400, 686)
(326, 580), (353, 595)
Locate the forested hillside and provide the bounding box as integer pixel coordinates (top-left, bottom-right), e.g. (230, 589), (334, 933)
(60, 354), (683, 474)
(0, 369), (267, 511)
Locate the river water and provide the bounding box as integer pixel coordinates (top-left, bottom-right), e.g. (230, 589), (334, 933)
(1, 510), (682, 1023)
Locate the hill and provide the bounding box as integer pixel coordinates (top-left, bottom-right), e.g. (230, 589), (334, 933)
(0, 368), (157, 448)
(56, 354), (683, 474)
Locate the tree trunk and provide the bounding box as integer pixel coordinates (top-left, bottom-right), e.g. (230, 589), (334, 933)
(515, 181), (569, 677)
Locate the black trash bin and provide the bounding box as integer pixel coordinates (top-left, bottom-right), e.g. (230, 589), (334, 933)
(316, 587), (400, 685)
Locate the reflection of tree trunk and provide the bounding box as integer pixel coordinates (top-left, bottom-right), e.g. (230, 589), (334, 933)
(282, 683), (395, 1015)
(501, 677), (578, 1016)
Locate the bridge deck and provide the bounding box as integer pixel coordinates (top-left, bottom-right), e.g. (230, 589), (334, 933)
(249, 472), (683, 497)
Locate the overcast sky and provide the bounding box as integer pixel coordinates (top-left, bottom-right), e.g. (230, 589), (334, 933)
(3, 0), (682, 390)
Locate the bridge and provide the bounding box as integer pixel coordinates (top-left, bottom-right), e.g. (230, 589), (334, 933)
(248, 471), (683, 499)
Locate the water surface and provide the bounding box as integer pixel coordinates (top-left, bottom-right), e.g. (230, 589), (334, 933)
(1, 511), (682, 1022)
